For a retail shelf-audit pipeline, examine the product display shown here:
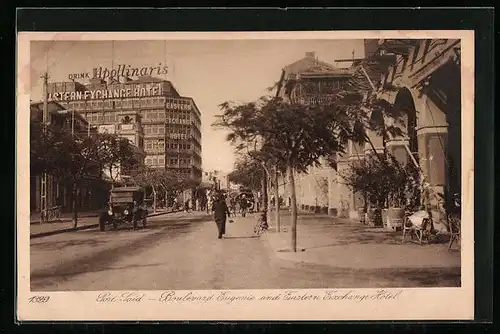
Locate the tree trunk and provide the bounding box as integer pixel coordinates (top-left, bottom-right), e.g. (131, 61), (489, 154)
(267, 174), (272, 221)
(261, 172), (268, 219)
(287, 163), (298, 252)
(72, 182), (78, 229)
(152, 186), (157, 213)
(274, 168), (281, 232)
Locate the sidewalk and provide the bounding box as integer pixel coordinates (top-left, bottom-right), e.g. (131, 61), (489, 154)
(29, 208), (174, 238)
(263, 211), (461, 270)
(30, 210), (102, 224)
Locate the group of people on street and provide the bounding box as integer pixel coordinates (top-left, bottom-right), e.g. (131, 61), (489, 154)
(210, 191), (267, 240)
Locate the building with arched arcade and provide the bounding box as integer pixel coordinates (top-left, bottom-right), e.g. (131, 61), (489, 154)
(277, 39), (462, 219)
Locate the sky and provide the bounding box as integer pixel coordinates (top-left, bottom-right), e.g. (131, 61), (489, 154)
(30, 39), (365, 173)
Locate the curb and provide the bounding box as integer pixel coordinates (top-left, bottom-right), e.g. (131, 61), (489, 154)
(30, 210), (177, 239)
(30, 214), (100, 225)
(30, 223), (100, 239)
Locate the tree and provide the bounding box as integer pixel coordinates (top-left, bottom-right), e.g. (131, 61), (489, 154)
(228, 154), (266, 212)
(130, 166), (200, 212)
(131, 167), (174, 212)
(40, 128), (102, 228)
(215, 96), (354, 252)
(96, 133), (140, 189)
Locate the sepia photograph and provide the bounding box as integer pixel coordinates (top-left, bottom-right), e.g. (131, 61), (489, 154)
(17, 31), (474, 321)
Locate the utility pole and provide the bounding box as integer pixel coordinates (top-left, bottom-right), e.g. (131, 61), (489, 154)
(71, 109), (75, 136)
(40, 72), (50, 223)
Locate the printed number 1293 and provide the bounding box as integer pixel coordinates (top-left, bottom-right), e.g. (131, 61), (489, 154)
(28, 296), (50, 303)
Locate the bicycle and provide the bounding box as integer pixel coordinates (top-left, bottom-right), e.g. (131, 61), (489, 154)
(253, 214), (268, 236)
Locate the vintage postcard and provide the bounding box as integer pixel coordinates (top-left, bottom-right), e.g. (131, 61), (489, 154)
(17, 30), (474, 321)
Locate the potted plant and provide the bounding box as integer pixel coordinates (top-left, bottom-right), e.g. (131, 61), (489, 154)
(386, 156), (421, 231)
(340, 156), (387, 227)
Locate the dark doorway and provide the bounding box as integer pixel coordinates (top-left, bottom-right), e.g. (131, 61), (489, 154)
(426, 61), (462, 211)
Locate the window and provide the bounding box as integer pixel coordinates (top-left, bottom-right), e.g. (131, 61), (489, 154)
(146, 141), (152, 150)
(146, 158), (152, 165)
(159, 158), (164, 164)
(153, 157), (158, 165)
(159, 127), (165, 134)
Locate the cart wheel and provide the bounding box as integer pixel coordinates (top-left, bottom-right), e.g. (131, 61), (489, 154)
(99, 220), (106, 232)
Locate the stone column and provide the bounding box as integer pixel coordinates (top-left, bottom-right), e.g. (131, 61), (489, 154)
(414, 90), (449, 214)
(327, 166), (339, 216)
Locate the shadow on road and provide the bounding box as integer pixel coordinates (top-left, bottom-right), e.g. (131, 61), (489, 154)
(32, 239), (108, 251)
(223, 236), (259, 239)
(31, 221), (198, 290)
(281, 262), (461, 288)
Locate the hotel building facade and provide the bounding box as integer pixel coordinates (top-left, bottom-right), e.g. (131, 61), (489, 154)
(47, 75), (203, 182)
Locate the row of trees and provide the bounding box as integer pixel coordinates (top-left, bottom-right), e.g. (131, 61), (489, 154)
(31, 122), (200, 228)
(31, 122), (141, 227)
(213, 77), (417, 251)
(130, 166), (201, 212)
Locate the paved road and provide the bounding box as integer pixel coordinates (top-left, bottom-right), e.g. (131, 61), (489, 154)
(30, 211), (460, 291)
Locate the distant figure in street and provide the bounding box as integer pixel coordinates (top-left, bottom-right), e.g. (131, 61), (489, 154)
(229, 197), (237, 215)
(239, 195), (249, 217)
(184, 199), (190, 212)
(212, 193), (230, 239)
(207, 196), (213, 214)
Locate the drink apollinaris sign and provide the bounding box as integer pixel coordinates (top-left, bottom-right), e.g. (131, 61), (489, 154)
(49, 63), (169, 101)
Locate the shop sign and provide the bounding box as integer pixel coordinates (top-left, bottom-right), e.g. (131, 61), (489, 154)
(166, 118), (191, 125)
(49, 83), (163, 101)
(165, 98), (192, 111)
(168, 133), (189, 140)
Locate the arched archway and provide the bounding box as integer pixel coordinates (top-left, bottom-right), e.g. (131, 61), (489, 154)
(383, 87), (419, 169)
(394, 87), (419, 162)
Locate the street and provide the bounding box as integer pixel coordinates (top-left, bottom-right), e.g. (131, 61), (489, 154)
(30, 211), (460, 291)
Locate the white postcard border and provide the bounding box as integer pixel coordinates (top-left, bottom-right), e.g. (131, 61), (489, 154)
(16, 30), (475, 321)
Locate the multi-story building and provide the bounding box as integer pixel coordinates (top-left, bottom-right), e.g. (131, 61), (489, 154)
(275, 51), (355, 215)
(202, 170), (230, 190)
(47, 75), (203, 182)
(275, 40), (461, 219)
(30, 101), (102, 213)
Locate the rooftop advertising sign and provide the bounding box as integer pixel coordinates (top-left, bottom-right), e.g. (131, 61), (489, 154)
(48, 82), (164, 101)
(67, 63), (168, 81)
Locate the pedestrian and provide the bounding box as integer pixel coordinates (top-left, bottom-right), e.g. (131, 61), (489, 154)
(184, 199), (190, 212)
(211, 192), (230, 239)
